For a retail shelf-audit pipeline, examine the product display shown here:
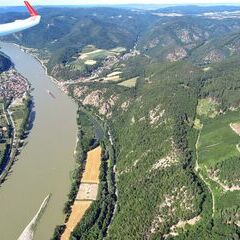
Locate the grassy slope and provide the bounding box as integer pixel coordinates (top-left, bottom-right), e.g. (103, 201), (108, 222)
(197, 110), (240, 233)
(198, 111), (240, 167)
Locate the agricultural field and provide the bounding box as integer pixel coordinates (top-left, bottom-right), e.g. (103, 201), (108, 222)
(62, 146), (102, 239)
(103, 71), (122, 82)
(10, 102), (29, 137)
(60, 46), (126, 81)
(84, 60), (97, 66)
(197, 110), (240, 228)
(67, 59), (87, 72)
(79, 47), (125, 61)
(61, 201), (92, 240)
(198, 111), (240, 167)
(117, 77), (138, 88)
(81, 146), (101, 184)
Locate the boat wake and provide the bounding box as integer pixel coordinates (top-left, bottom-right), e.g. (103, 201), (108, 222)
(18, 194), (51, 240)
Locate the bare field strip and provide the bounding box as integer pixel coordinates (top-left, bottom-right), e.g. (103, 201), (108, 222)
(103, 75), (121, 82)
(81, 146), (102, 184)
(76, 183), (98, 200)
(61, 146), (102, 240)
(118, 77), (138, 88)
(84, 60), (97, 65)
(230, 122), (240, 136)
(61, 201), (92, 240)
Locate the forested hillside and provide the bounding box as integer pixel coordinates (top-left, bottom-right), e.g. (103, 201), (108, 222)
(1, 5), (240, 239)
(0, 8), (157, 80)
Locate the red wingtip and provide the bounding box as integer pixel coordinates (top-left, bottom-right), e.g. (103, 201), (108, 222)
(24, 1), (38, 16)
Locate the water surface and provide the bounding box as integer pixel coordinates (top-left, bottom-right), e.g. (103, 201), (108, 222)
(0, 42), (77, 240)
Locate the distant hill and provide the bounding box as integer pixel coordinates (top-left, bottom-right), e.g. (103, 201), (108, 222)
(0, 7), (157, 79)
(1, 7), (156, 49)
(138, 15), (240, 63)
(156, 5), (240, 14)
(0, 6), (26, 14)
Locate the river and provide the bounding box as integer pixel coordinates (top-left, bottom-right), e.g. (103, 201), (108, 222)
(0, 42), (78, 240)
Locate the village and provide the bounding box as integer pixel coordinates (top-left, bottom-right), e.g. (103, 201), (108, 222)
(0, 69), (30, 104)
(0, 67), (31, 183)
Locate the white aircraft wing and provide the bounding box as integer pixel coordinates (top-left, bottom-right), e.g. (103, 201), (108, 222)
(0, 1), (41, 37)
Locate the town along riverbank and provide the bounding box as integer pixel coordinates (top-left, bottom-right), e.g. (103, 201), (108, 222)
(0, 64), (33, 185)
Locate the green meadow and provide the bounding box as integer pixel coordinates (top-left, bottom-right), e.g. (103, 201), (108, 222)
(197, 110), (240, 225)
(198, 111), (240, 167)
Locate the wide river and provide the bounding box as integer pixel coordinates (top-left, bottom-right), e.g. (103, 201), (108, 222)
(0, 42), (78, 240)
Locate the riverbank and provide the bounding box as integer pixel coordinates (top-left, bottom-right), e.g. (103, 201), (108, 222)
(6, 43), (118, 239)
(15, 45), (69, 94)
(0, 42), (78, 240)
(0, 87), (33, 185)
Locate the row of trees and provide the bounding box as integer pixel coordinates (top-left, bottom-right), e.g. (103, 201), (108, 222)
(71, 122), (117, 239)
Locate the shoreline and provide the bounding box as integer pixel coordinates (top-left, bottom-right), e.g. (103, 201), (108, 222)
(3, 43), (118, 239)
(0, 42), (79, 240)
(14, 44), (69, 94)
(12, 43), (86, 238)
(0, 83), (33, 185)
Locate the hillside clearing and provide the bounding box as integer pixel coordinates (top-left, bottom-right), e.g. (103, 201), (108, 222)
(84, 60), (97, 65)
(197, 98), (219, 118)
(230, 122), (240, 136)
(79, 47), (124, 61)
(118, 77), (138, 88)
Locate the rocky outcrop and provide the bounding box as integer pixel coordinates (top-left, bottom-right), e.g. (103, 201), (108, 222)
(83, 90), (105, 107)
(149, 105), (165, 125)
(166, 47), (187, 62)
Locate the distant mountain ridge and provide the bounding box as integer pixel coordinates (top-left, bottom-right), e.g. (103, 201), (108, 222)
(156, 5), (240, 14)
(1, 4), (240, 14)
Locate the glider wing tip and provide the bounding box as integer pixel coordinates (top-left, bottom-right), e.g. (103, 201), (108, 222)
(24, 1), (39, 16)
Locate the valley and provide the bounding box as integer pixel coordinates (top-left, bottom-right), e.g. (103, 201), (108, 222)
(0, 4), (240, 240)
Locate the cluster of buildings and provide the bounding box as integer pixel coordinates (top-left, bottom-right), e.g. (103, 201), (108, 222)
(0, 69), (29, 104)
(89, 49), (140, 81)
(0, 125), (8, 142)
(90, 55), (119, 80)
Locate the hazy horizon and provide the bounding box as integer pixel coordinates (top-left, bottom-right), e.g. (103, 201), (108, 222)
(1, 0), (240, 7)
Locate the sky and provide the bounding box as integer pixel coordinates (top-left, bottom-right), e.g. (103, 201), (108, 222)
(0, 0), (240, 6)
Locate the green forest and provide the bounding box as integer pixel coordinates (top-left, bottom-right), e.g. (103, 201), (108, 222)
(1, 5), (240, 240)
